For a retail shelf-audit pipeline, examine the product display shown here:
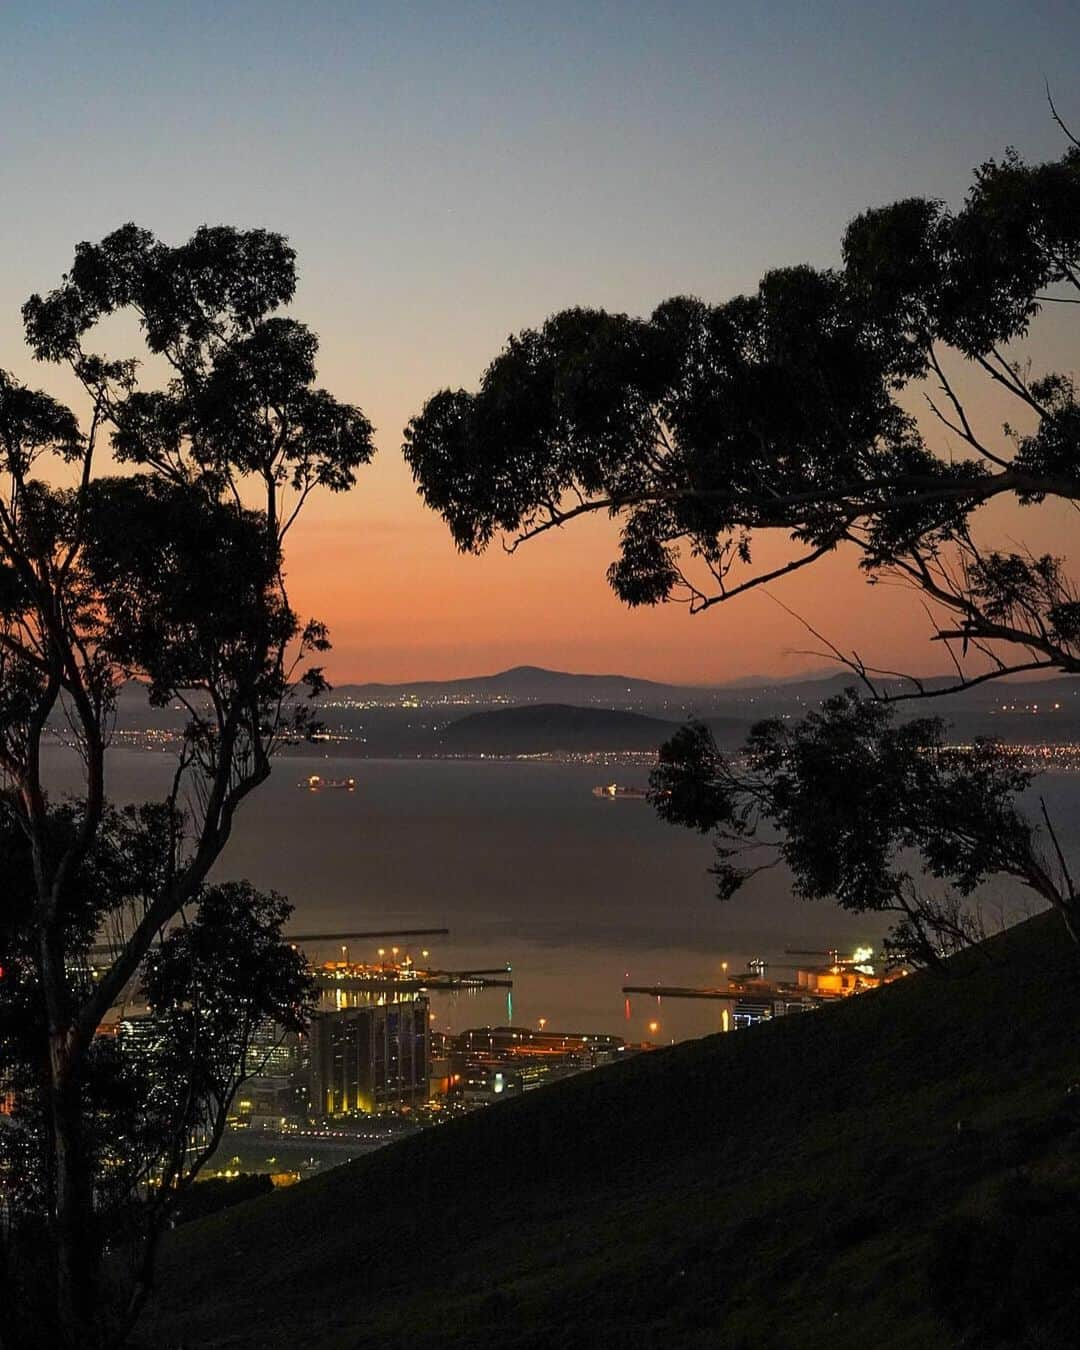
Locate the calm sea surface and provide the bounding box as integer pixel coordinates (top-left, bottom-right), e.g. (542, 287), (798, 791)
(40, 746), (1080, 1046)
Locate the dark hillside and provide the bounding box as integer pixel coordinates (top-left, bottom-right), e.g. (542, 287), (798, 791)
(438, 702), (679, 752)
(141, 914), (1080, 1349)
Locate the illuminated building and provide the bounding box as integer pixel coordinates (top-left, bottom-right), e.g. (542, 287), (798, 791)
(454, 1027), (624, 1059)
(461, 1066), (522, 1101)
(309, 995), (429, 1117)
(232, 1076), (300, 1124)
(116, 1011), (166, 1057)
(796, 965), (880, 996)
(245, 1022), (304, 1079)
(725, 952), (901, 1027)
(439, 1026), (627, 1102)
(731, 994), (817, 1029)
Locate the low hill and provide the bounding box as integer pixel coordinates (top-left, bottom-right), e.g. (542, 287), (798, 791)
(438, 702), (681, 753)
(142, 913), (1080, 1349)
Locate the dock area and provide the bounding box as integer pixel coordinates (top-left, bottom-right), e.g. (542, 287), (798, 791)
(313, 968), (513, 993)
(622, 984), (734, 1000)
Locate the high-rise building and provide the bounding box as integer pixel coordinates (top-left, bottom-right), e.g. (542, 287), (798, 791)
(245, 1022), (304, 1079)
(309, 994), (429, 1117)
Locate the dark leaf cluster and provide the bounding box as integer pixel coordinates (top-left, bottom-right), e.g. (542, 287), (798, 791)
(649, 691), (1071, 964)
(23, 223), (375, 510)
(404, 146), (1080, 672)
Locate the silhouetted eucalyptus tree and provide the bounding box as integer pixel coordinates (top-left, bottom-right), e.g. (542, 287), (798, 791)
(404, 143), (1080, 693)
(403, 139), (1080, 958)
(649, 694), (1078, 965)
(0, 224), (372, 1347)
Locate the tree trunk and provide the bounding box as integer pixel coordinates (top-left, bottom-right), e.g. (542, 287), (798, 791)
(40, 925), (99, 1350)
(50, 1056), (97, 1349)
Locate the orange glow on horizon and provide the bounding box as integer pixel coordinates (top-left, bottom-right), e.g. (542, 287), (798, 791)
(1, 6), (1075, 688)
(283, 484), (1079, 686)
(278, 340), (1079, 685)
(7, 251), (1075, 689)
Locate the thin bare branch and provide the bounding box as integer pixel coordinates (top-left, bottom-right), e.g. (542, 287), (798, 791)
(1046, 81), (1080, 150)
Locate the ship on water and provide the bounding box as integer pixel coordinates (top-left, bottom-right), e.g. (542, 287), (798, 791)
(299, 773), (357, 792)
(592, 783), (648, 800)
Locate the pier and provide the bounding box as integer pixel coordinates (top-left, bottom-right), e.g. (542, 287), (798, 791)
(622, 984), (734, 1001)
(314, 969), (512, 993)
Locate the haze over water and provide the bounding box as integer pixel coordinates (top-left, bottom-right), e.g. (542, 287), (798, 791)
(47, 745), (1080, 1045)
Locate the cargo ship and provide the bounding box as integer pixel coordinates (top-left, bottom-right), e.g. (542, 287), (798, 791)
(299, 774), (357, 792)
(592, 783), (647, 800)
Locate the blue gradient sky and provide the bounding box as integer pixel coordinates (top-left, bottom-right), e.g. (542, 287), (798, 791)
(2, 2), (1077, 681)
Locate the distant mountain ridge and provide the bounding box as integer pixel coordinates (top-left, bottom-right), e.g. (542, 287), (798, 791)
(110, 667), (1080, 749)
(326, 664), (1080, 711)
(329, 663), (866, 712)
(332, 664), (720, 706)
(117, 664), (1080, 712)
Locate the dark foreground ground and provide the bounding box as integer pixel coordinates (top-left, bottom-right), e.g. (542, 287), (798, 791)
(140, 913), (1080, 1349)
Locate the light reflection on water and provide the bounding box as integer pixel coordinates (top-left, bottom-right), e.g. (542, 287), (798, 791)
(38, 745), (1080, 1045)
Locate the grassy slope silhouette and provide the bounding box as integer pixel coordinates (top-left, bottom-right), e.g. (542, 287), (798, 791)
(140, 913), (1080, 1350)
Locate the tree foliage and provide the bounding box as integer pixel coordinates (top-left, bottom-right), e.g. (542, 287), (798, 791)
(1, 852), (312, 1349)
(650, 692), (1077, 966)
(405, 144), (1080, 690)
(404, 136), (1080, 959)
(0, 224), (371, 1347)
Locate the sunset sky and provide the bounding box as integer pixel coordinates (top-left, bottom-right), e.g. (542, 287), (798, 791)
(2, 1), (1077, 684)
